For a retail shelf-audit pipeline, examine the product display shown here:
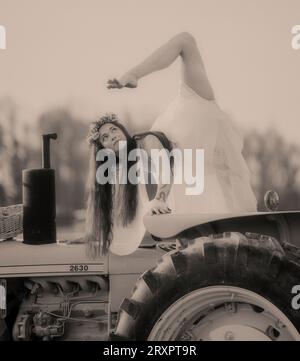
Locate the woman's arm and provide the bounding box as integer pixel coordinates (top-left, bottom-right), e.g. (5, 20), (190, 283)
(140, 135), (173, 215)
(107, 32), (215, 100)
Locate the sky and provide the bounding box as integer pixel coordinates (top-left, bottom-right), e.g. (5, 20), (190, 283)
(0, 0), (300, 142)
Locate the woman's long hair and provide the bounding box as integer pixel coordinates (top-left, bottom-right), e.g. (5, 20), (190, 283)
(85, 118), (173, 257)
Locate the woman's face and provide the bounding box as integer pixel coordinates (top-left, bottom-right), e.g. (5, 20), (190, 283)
(99, 123), (127, 153)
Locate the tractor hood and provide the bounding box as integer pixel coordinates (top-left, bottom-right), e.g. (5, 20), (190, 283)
(0, 240), (107, 278)
(0, 239), (161, 279)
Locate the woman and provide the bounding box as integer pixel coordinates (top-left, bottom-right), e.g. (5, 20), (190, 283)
(107, 32), (257, 214)
(87, 32), (257, 257)
(85, 113), (173, 257)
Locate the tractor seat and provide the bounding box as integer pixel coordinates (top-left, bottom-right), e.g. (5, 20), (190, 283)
(143, 213), (243, 239)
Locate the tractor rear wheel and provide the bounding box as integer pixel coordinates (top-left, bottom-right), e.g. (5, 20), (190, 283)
(114, 232), (300, 341)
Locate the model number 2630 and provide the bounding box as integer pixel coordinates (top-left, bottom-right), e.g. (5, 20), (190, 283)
(69, 264), (89, 272)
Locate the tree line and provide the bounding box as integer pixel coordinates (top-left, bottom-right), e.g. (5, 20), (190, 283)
(0, 96), (299, 225)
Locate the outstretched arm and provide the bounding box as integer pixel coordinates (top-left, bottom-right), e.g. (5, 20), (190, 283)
(107, 32), (215, 100)
(140, 135), (173, 215)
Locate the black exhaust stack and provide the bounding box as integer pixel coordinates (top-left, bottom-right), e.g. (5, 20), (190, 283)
(22, 134), (57, 245)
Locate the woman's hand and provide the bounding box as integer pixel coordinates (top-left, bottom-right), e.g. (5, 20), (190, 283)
(107, 72), (138, 89)
(147, 199), (171, 215)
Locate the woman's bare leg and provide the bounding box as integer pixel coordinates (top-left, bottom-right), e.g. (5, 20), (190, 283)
(108, 32), (215, 100)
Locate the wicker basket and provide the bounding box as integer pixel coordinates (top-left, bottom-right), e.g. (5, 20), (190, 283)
(0, 204), (23, 240)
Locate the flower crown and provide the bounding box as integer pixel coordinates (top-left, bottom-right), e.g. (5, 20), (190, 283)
(87, 113), (120, 145)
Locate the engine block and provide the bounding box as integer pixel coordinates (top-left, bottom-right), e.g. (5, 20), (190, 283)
(12, 275), (109, 341)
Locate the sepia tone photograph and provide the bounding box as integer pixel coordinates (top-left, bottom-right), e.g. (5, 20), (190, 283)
(0, 0), (300, 343)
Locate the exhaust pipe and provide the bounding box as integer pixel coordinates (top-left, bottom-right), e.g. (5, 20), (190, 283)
(22, 134), (57, 245)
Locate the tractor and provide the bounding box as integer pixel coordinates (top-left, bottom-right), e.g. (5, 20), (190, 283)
(0, 134), (299, 341)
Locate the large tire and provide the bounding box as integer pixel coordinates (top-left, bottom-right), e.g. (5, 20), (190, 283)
(114, 232), (300, 341)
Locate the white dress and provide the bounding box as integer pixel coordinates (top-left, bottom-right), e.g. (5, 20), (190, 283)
(110, 82), (257, 255)
(150, 82), (257, 214)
